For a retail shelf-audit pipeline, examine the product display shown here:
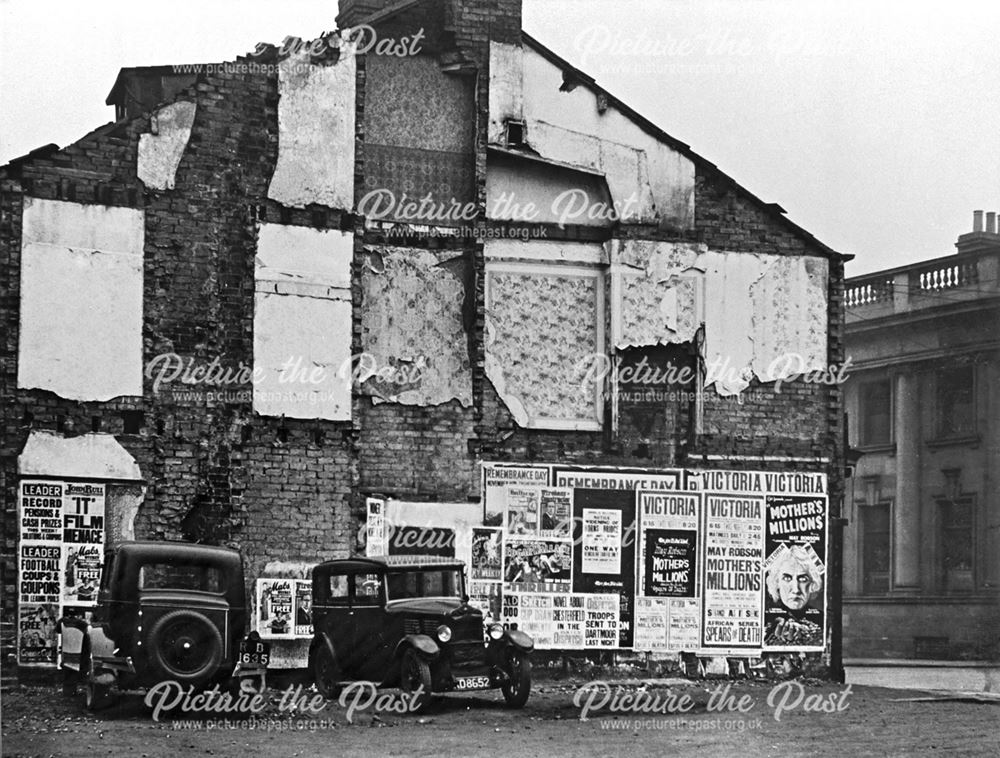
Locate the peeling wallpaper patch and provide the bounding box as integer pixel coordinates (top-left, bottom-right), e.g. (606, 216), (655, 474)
(137, 101), (196, 190)
(485, 266), (603, 429)
(18, 198), (144, 401)
(609, 240), (829, 396)
(611, 240), (705, 348)
(253, 224), (353, 421)
(18, 431), (144, 481)
(360, 247), (472, 407)
(750, 255), (829, 382)
(267, 44), (356, 209)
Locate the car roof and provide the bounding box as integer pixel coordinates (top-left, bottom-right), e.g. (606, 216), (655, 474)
(314, 555), (466, 573)
(114, 540), (242, 565)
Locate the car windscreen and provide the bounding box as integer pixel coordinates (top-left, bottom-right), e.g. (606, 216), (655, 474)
(386, 569), (463, 600)
(138, 562), (224, 593)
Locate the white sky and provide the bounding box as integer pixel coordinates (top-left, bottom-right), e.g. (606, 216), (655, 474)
(1, 0), (998, 275)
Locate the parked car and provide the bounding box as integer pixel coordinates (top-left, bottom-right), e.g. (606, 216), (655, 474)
(59, 541), (254, 709)
(309, 555), (533, 709)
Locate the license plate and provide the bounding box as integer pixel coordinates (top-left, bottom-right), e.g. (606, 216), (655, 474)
(239, 638), (271, 667)
(454, 675), (491, 691)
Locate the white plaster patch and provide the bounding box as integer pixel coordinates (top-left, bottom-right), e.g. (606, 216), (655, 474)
(360, 247), (472, 407)
(253, 224), (353, 421)
(107, 484), (147, 544)
(520, 46), (696, 228)
(253, 291), (352, 421)
(488, 41), (524, 144)
(267, 44), (357, 209)
(18, 198), (144, 401)
(18, 430), (143, 480)
(256, 223), (352, 289)
(137, 101), (196, 191)
(261, 561), (313, 579)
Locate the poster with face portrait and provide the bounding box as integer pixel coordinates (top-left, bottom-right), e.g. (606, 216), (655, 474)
(763, 495), (827, 651)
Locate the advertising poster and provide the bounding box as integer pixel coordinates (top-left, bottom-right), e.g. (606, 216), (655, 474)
(17, 479), (108, 666)
(388, 526), (456, 557)
(506, 486), (540, 536)
(570, 485), (636, 649)
(701, 495), (765, 650)
(538, 488), (572, 538)
(469, 580), (503, 622)
(19, 543), (61, 604)
(294, 579), (313, 637)
(63, 544), (102, 606)
(471, 527), (503, 580)
(17, 604), (58, 666)
(643, 530), (697, 597)
(482, 463), (549, 523)
(256, 578), (295, 639)
(763, 495), (828, 651)
(19, 481), (63, 542)
(365, 497), (386, 556)
(667, 599), (701, 650)
(584, 594), (620, 648)
(504, 539), (571, 590)
(634, 597), (669, 650)
(581, 508), (622, 574)
(62, 483), (105, 606)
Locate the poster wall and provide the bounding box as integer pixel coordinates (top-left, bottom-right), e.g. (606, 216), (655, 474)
(479, 463), (828, 655)
(17, 480), (107, 666)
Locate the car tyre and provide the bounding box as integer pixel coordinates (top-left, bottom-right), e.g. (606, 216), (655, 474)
(82, 647), (115, 712)
(500, 649), (531, 709)
(400, 648), (432, 713)
(146, 610), (224, 686)
(311, 644), (342, 699)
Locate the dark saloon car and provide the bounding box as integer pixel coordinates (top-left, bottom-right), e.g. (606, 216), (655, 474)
(309, 555), (533, 709)
(59, 541), (251, 709)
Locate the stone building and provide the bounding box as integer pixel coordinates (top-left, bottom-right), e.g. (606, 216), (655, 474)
(843, 211), (1000, 660)
(2, 0), (848, 674)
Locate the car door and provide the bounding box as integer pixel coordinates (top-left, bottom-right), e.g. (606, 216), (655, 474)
(350, 571), (392, 681)
(314, 572), (356, 675)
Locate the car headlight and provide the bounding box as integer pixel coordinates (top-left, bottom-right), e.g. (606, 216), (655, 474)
(436, 624), (452, 642)
(488, 623), (504, 641)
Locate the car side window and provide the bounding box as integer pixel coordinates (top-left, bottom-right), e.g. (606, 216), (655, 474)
(326, 574), (350, 606)
(354, 573), (382, 606)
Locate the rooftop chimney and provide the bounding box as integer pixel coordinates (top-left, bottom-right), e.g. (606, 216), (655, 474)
(955, 208), (1000, 255)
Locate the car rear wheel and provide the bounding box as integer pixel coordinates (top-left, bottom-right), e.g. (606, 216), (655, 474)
(146, 610), (224, 685)
(500, 649), (531, 709)
(311, 644), (341, 699)
(400, 648), (432, 713)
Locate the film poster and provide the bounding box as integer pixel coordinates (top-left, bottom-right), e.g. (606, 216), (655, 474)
(62, 483), (105, 606)
(763, 495), (828, 651)
(701, 495), (765, 651)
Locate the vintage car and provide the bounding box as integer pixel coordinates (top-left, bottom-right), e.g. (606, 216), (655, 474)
(309, 555), (533, 709)
(59, 541), (254, 709)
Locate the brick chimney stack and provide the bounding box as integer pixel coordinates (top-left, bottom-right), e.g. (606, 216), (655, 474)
(337, 0), (521, 47)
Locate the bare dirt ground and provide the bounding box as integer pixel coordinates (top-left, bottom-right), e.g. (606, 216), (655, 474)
(3, 674), (999, 758)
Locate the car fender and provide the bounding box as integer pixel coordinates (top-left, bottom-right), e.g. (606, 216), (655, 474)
(57, 616), (88, 672)
(504, 628), (534, 653)
(86, 624), (118, 664)
(394, 634), (439, 660)
(309, 632), (339, 666)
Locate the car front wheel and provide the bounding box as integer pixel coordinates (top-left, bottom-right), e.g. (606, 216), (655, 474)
(83, 647), (115, 712)
(500, 649), (531, 709)
(400, 648), (432, 713)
